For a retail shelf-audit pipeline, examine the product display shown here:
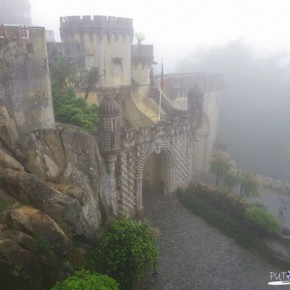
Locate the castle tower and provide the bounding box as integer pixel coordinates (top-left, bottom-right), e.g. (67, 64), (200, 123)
(59, 16), (134, 88)
(99, 94), (121, 215)
(0, 25), (55, 134)
(131, 44), (155, 85)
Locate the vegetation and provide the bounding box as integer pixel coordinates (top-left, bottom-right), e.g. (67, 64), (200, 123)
(239, 170), (259, 197)
(188, 183), (246, 220)
(52, 85), (99, 134)
(34, 235), (53, 254)
(51, 269), (119, 290)
(245, 206), (282, 235)
(87, 219), (159, 290)
(177, 189), (254, 247)
(82, 67), (99, 101)
(49, 54), (99, 134)
(177, 183), (282, 247)
(210, 150), (234, 186)
(209, 150), (259, 198)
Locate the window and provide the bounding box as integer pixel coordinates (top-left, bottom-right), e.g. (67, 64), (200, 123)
(112, 57), (123, 77)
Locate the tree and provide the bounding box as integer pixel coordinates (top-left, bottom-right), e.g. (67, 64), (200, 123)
(49, 54), (99, 134)
(81, 67), (99, 101)
(52, 85), (98, 134)
(238, 170), (259, 198)
(210, 151), (233, 186)
(88, 219), (159, 290)
(135, 33), (145, 45)
(223, 167), (240, 191)
(49, 53), (81, 91)
(51, 269), (119, 290)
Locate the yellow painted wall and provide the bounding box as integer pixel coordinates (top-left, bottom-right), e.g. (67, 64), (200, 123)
(78, 91), (98, 105)
(69, 32), (131, 87)
(103, 33), (131, 87)
(194, 90), (220, 173)
(122, 86), (158, 128)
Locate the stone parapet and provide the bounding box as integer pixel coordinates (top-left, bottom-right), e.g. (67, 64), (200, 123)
(60, 15), (134, 41)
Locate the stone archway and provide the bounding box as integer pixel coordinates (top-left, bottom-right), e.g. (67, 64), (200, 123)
(135, 141), (176, 211)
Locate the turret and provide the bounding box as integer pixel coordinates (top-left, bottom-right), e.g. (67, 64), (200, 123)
(59, 15), (133, 87)
(99, 95), (121, 158)
(188, 85), (204, 127)
(99, 94), (120, 215)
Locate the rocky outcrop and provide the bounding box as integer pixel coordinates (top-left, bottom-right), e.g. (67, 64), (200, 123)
(0, 105), (112, 285)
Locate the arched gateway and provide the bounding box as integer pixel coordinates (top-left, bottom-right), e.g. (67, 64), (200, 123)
(135, 142), (176, 211)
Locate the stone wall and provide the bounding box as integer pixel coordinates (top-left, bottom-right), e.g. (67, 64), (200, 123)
(0, 26), (55, 134)
(117, 116), (196, 216)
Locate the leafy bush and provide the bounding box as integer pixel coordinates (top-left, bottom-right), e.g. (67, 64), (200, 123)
(88, 219), (159, 290)
(51, 269), (119, 290)
(52, 84), (99, 134)
(177, 189), (254, 248)
(245, 206), (282, 235)
(188, 183), (247, 221)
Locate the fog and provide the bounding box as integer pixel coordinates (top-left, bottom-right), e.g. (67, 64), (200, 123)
(3, 0), (290, 182)
(176, 40), (290, 182)
(27, 0), (290, 71)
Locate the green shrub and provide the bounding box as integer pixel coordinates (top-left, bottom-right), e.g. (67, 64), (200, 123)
(245, 206), (282, 235)
(51, 269), (119, 290)
(177, 190), (254, 248)
(88, 219), (159, 290)
(52, 85), (99, 134)
(188, 183), (247, 221)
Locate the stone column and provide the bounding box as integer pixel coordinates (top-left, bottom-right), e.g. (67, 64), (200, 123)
(135, 175), (143, 213)
(106, 153), (118, 215)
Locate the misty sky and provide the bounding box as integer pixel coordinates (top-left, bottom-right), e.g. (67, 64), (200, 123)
(30, 0), (290, 70)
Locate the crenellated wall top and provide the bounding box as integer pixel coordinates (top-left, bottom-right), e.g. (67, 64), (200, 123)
(60, 15), (134, 41)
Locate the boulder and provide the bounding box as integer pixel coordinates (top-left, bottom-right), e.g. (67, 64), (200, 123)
(0, 239), (39, 270)
(0, 229), (35, 252)
(8, 206), (71, 256)
(0, 147), (24, 172)
(0, 169), (93, 238)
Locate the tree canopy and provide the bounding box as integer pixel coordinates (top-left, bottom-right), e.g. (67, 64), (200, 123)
(49, 54), (99, 134)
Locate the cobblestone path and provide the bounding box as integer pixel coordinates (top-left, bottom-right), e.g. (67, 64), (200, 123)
(141, 188), (281, 290)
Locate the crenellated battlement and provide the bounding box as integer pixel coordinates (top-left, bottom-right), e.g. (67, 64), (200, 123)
(0, 25), (44, 39)
(60, 15), (133, 28)
(60, 15), (134, 41)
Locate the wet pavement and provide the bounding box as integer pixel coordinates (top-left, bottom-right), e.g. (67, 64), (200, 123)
(141, 188), (282, 290)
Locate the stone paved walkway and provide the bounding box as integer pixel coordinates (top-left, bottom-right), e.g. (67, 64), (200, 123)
(141, 188), (281, 290)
